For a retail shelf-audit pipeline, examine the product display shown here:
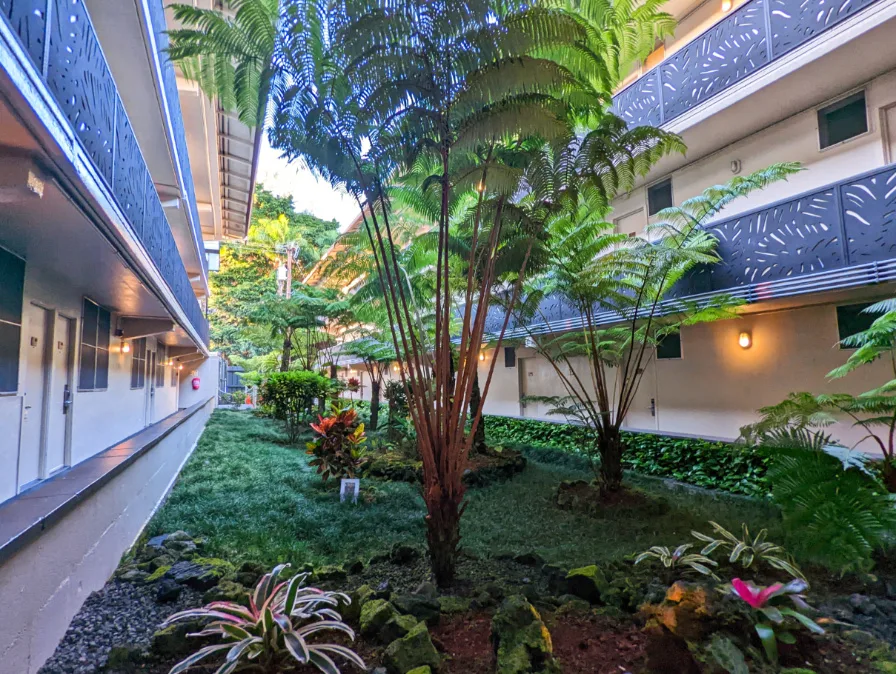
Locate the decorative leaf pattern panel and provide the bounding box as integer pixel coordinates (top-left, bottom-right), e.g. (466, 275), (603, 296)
(706, 187), (843, 288)
(612, 71), (662, 129)
(2, 0), (48, 70)
(660, 0), (769, 120)
(841, 166), (896, 264)
(769, 0), (879, 57)
(46, 0), (115, 186)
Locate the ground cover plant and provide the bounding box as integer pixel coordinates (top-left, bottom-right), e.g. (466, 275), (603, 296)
(486, 415), (771, 497)
(149, 411), (782, 570)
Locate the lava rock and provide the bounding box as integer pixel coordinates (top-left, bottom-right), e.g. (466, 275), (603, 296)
(565, 565), (608, 603)
(439, 595), (472, 614)
(202, 580), (247, 604)
(119, 570), (149, 584)
(380, 614), (420, 643)
(383, 622), (440, 674)
(313, 565), (347, 583)
(392, 594), (441, 625)
(390, 544), (421, 565)
(165, 559), (231, 591)
(513, 552), (545, 568)
(491, 595), (560, 674)
(361, 599), (399, 638)
(154, 579), (183, 604)
(341, 584), (374, 623)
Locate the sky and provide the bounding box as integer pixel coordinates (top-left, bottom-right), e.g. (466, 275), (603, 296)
(254, 137), (359, 231)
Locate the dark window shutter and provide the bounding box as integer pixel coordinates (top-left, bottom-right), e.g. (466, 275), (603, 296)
(0, 247), (24, 393)
(657, 332), (682, 359)
(504, 347), (516, 368)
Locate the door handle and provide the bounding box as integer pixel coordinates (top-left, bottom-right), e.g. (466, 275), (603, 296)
(63, 384), (73, 414)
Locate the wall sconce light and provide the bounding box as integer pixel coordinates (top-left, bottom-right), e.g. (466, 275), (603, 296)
(178, 363), (184, 371)
(478, 352), (485, 361)
(121, 340), (130, 354)
(738, 330), (752, 349)
(721, 0), (733, 11)
(393, 364), (399, 372)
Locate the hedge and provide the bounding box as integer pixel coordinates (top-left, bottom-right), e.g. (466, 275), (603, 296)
(484, 415), (770, 497)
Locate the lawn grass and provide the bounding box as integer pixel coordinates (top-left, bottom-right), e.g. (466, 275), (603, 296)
(148, 410), (783, 569)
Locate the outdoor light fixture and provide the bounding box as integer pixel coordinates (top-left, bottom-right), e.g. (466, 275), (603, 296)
(721, 0), (732, 11)
(121, 340), (130, 354)
(393, 364), (399, 372)
(479, 352), (485, 361)
(739, 331), (752, 349)
(178, 363), (184, 371)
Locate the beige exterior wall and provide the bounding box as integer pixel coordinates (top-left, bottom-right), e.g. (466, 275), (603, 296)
(612, 69), (896, 235)
(0, 398), (213, 674)
(480, 303), (892, 451)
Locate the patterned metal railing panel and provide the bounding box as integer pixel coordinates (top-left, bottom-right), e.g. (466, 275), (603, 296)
(0, 0), (46, 69)
(0, 0), (208, 346)
(671, 163), (896, 298)
(146, 0), (207, 277)
(840, 168), (896, 265)
(613, 0), (883, 128)
(659, 0), (769, 120)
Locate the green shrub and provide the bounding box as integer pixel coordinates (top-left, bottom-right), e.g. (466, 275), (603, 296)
(262, 371), (332, 443)
(485, 416), (770, 497)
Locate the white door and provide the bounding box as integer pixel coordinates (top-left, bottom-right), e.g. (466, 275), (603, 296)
(19, 304), (50, 490)
(45, 315), (73, 475)
(145, 349), (156, 425)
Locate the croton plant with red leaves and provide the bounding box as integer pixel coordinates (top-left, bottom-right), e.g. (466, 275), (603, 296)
(306, 403), (368, 481)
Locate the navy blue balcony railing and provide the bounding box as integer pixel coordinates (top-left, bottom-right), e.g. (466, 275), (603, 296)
(612, 0), (882, 129)
(495, 163), (896, 338)
(0, 0), (208, 346)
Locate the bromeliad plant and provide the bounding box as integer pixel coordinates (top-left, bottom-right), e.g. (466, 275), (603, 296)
(692, 521), (805, 580)
(163, 564), (365, 674)
(634, 543), (719, 580)
(306, 403), (368, 481)
(730, 578), (824, 663)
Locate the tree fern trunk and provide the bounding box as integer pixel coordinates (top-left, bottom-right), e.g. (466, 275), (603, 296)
(599, 428), (624, 493)
(426, 492), (462, 586)
(469, 369), (487, 454)
(370, 379), (381, 431)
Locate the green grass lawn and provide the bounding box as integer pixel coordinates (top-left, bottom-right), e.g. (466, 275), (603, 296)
(148, 410), (782, 569)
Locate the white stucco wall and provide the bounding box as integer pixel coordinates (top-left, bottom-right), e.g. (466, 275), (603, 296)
(0, 398), (213, 674)
(0, 265), (191, 504)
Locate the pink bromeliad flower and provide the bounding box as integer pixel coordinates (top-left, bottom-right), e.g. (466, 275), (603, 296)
(731, 578), (784, 609)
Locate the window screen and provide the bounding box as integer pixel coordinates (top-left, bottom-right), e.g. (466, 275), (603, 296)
(836, 303), (876, 349)
(156, 344), (166, 387)
(0, 247), (25, 393)
(130, 338), (147, 389)
(656, 332), (682, 359)
(647, 179), (673, 216)
(818, 92), (867, 149)
(504, 347), (516, 368)
(78, 298), (111, 391)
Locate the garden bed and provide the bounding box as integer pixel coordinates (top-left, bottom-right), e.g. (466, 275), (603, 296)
(39, 411), (896, 674)
(365, 447), (527, 487)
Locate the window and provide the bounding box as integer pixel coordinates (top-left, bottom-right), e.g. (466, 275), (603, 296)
(78, 298), (110, 391)
(504, 347), (516, 368)
(171, 360), (178, 387)
(656, 332), (682, 359)
(156, 345), (166, 388)
(130, 338), (147, 389)
(836, 303), (876, 348)
(0, 247), (25, 394)
(818, 91), (867, 149)
(647, 179), (673, 216)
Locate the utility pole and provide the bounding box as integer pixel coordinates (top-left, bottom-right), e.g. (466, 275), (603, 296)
(285, 243), (293, 299)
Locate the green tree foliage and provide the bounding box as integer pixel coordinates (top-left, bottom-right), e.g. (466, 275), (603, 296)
(515, 164), (801, 491)
(167, 0), (281, 129)
(208, 184), (341, 360)
(262, 370), (332, 442)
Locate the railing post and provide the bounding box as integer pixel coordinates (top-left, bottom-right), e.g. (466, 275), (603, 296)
(762, 0), (774, 60)
(833, 184), (851, 267)
(40, 0), (52, 78)
(655, 68), (665, 126)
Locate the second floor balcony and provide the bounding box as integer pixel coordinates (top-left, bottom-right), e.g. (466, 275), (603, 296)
(612, 0), (891, 131)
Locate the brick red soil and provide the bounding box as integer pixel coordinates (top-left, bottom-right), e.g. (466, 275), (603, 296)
(431, 610), (648, 674)
(547, 613), (648, 673)
(431, 612), (495, 674)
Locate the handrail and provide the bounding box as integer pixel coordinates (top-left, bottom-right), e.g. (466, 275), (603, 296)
(611, 0), (881, 129)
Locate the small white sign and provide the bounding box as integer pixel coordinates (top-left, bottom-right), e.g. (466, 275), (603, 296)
(340, 478), (360, 504)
